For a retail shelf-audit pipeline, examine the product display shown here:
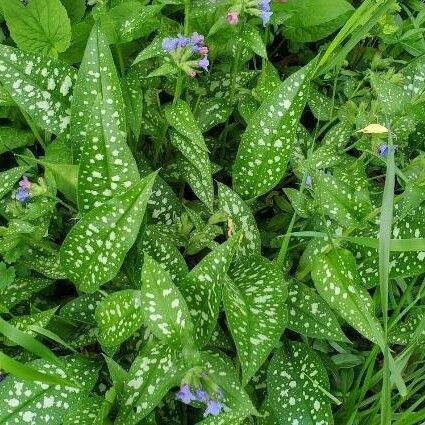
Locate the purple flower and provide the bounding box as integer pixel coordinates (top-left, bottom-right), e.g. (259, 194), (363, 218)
(378, 144), (398, 157)
(15, 187), (30, 203)
(203, 399), (224, 417)
(198, 56), (209, 71)
(191, 32), (204, 46)
(195, 388), (208, 402)
(175, 384), (195, 404)
(19, 176), (31, 189)
(176, 34), (191, 48)
(162, 37), (179, 52)
(260, 9), (273, 25)
(259, 0), (270, 11)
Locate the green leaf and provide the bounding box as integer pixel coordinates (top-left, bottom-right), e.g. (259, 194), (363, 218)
(238, 25), (267, 58)
(196, 98), (232, 132)
(281, 0), (354, 42)
(2, 0), (71, 55)
(287, 281), (348, 342)
(0, 356), (98, 424)
(60, 0), (86, 24)
(223, 255), (288, 384)
(268, 342), (333, 425)
(179, 235), (240, 348)
(60, 172), (156, 293)
(0, 127), (35, 154)
(0, 44), (77, 135)
(165, 100), (208, 151)
(0, 276), (53, 310)
(140, 254), (193, 349)
(308, 84), (334, 121)
(171, 132), (213, 210)
(233, 60), (316, 199)
(389, 308), (425, 345)
(22, 245), (66, 279)
(122, 70), (143, 140)
(140, 225), (188, 285)
(95, 289), (144, 347)
(0, 165), (28, 200)
(116, 340), (186, 425)
(0, 261), (15, 290)
(63, 396), (105, 425)
(312, 248), (383, 344)
(9, 308), (56, 338)
(43, 161), (78, 204)
(218, 183), (260, 256)
(60, 292), (104, 323)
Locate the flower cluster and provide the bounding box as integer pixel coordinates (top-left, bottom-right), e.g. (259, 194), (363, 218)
(377, 143), (398, 157)
(175, 383), (225, 417)
(227, 0), (273, 26)
(162, 32), (209, 77)
(14, 176), (31, 204)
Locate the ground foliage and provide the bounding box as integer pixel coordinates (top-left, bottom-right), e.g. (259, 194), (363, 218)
(0, 0), (424, 424)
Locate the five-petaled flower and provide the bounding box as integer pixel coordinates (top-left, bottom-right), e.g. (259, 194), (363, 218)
(204, 399), (225, 417)
(377, 143), (398, 157)
(175, 384), (196, 404)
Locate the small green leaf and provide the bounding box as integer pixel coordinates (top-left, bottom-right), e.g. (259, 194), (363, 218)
(238, 25), (267, 58)
(233, 59), (316, 199)
(141, 254), (193, 349)
(0, 261), (15, 290)
(268, 342), (333, 425)
(165, 100), (208, 151)
(287, 281), (348, 342)
(312, 248), (383, 344)
(116, 340), (186, 425)
(389, 308), (425, 345)
(122, 70), (143, 140)
(23, 245), (66, 280)
(60, 172), (156, 293)
(2, 0), (71, 56)
(0, 44), (77, 135)
(0, 166), (28, 200)
(224, 255), (288, 384)
(218, 182), (261, 256)
(0, 356), (98, 424)
(95, 289), (144, 347)
(179, 235), (240, 347)
(0, 127), (35, 154)
(9, 308), (56, 338)
(61, 292), (104, 324)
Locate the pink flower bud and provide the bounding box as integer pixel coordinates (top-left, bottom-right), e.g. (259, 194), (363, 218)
(199, 46), (209, 55)
(187, 69), (197, 78)
(227, 11), (239, 25)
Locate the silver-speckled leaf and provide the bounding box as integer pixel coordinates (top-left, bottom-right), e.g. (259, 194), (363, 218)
(0, 166), (29, 200)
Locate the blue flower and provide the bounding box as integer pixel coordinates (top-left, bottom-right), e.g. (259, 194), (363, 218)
(203, 399), (224, 417)
(259, 0), (270, 11)
(15, 187), (30, 203)
(378, 143), (398, 157)
(191, 32), (204, 46)
(175, 384), (196, 404)
(260, 9), (273, 25)
(195, 388), (208, 402)
(198, 56), (209, 71)
(176, 34), (191, 48)
(162, 37), (179, 52)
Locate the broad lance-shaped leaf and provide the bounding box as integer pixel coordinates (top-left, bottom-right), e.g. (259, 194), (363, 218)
(61, 292), (104, 324)
(70, 24), (133, 166)
(172, 132), (213, 211)
(389, 308), (425, 345)
(197, 351), (258, 424)
(75, 25), (139, 211)
(165, 100), (208, 151)
(139, 225), (188, 285)
(116, 340), (186, 425)
(287, 281), (348, 342)
(0, 356), (98, 424)
(140, 255), (193, 349)
(63, 396), (104, 425)
(0, 44), (76, 135)
(223, 255), (288, 384)
(95, 289), (144, 347)
(60, 172), (156, 293)
(0, 166), (28, 200)
(218, 182), (261, 256)
(268, 342), (333, 425)
(233, 59), (316, 199)
(312, 248), (383, 344)
(179, 234), (240, 348)
(9, 308), (56, 338)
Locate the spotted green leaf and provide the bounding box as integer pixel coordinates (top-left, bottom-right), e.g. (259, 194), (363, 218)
(197, 98), (232, 132)
(197, 351), (258, 424)
(389, 308), (425, 345)
(9, 308), (56, 338)
(0, 44), (76, 135)
(171, 132), (213, 210)
(116, 340), (186, 425)
(122, 70), (143, 140)
(233, 60), (316, 199)
(312, 248), (383, 344)
(179, 235), (240, 348)
(22, 245), (66, 279)
(0, 127), (34, 154)
(0, 356), (98, 425)
(238, 25), (267, 58)
(61, 292), (104, 324)
(139, 225), (188, 285)
(287, 281), (348, 342)
(323, 121), (352, 148)
(218, 182), (261, 256)
(223, 255), (288, 384)
(140, 254), (193, 349)
(63, 396), (105, 425)
(0, 276), (53, 310)
(268, 342), (333, 425)
(2, 0), (71, 56)
(95, 289), (144, 347)
(60, 172), (156, 293)
(308, 84), (334, 121)
(0, 166), (28, 200)
(165, 100), (208, 151)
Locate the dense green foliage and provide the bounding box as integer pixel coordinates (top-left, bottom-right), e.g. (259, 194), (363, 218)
(0, 0), (424, 424)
